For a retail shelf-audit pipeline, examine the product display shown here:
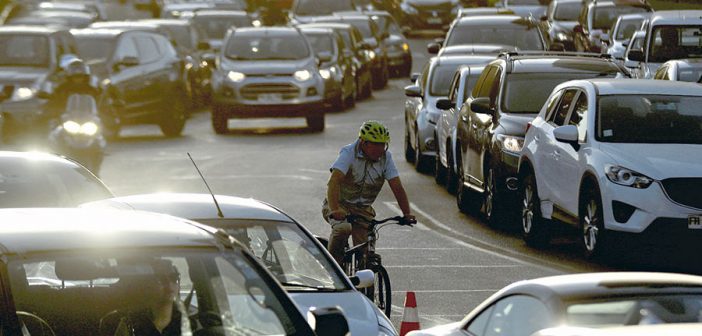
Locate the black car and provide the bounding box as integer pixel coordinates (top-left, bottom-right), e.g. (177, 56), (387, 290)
(300, 27), (357, 110)
(72, 27), (187, 138)
(314, 14), (389, 89)
(0, 25), (80, 142)
(190, 10), (253, 52)
(211, 27), (325, 133)
(367, 10), (412, 77)
(297, 22), (374, 100)
(398, 0), (459, 32)
(431, 15), (547, 54)
(573, 0), (652, 53)
(455, 52), (628, 226)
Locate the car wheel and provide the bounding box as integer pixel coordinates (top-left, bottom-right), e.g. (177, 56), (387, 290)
(521, 172), (549, 247)
(456, 152), (478, 214)
(414, 130), (431, 173)
(159, 97), (186, 137)
(331, 93), (345, 111)
(580, 185), (609, 260)
(483, 167), (503, 227)
(307, 114), (325, 132)
(434, 137), (447, 185)
(345, 81), (356, 108)
(362, 73), (373, 99)
(211, 105), (229, 134)
(446, 147), (457, 195)
(404, 129), (415, 163)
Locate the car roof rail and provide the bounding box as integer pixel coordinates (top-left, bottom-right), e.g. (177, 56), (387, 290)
(498, 50), (614, 59)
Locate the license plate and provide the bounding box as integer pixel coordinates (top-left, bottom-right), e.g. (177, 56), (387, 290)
(688, 215), (702, 229)
(258, 93), (282, 102)
(427, 18), (442, 24)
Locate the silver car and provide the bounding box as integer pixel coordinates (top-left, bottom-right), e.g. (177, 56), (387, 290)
(604, 13), (647, 60)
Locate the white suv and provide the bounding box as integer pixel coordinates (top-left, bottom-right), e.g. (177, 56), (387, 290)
(517, 78), (702, 259)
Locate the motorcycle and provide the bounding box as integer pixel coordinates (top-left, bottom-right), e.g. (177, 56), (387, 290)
(48, 94), (106, 175)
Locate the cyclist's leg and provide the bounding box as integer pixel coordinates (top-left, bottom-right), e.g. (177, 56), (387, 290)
(349, 205), (376, 255)
(323, 202), (351, 265)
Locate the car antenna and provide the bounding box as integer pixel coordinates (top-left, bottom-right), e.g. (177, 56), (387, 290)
(187, 152), (224, 218)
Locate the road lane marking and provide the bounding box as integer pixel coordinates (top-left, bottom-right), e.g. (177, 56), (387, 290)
(384, 265), (524, 268)
(384, 202), (572, 273)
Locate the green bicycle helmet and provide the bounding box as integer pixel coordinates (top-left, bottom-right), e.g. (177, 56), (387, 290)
(358, 120), (390, 143)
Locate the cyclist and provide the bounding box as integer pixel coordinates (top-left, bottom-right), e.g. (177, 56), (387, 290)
(323, 120), (415, 265)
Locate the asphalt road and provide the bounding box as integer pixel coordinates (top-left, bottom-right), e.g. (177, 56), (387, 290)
(89, 1), (702, 330)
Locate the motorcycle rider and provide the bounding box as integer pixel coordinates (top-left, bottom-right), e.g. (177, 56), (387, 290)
(49, 57), (100, 122)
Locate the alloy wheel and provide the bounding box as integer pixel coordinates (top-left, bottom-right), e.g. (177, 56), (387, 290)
(522, 181), (534, 235)
(583, 199), (600, 253)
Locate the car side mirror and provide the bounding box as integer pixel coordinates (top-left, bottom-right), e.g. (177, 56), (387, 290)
(197, 41), (211, 50)
(350, 269), (374, 289)
(410, 73), (419, 83)
(470, 97), (494, 115)
(573, 25), (583, 34)
(404, 85), (421, 97)
(308, 306), (350, 336)
(436, 97), (453, 110)
(554, 124), (579, 144)
(427, 42), (440, 54)
(627, 49), (644, 62)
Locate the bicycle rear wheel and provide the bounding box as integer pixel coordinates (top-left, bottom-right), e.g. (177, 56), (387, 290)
(364, 265), (392, 318)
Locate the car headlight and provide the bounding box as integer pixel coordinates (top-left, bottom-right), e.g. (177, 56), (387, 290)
(605, 165), (653, 189)
(63, 121), (98, 135)
(294, 69), (312, 82)
(63, 120), (81, 134)
(319, 69), (331, 80)
(402, 42), (410, 52)
(496, 134), (524, 153)
(12, 87), (36, 101)
(401, 3), (418, 14)
(226, 71), (246, 83)
(80, 121), (99, 136)
(367, 50), (376, 60)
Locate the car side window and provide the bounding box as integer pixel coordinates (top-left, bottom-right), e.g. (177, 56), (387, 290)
(475, 66), (496, 98)
(483, 295), (552, 336)
(465, 305), (494, 335)
(568, 92), (588, 142)
(488, 68), (502, 106)
(448, 71), (460, 103)
(135, 35), (161, 64)
(544, 89), (564, 121)
(419, 62), (430, 94)
(550, 89), (577, 126)
(654, 65), (668, 80)
(114, 35), (139, 62)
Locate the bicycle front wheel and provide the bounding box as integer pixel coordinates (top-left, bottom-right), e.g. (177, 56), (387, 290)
(365, 265), (392, 318)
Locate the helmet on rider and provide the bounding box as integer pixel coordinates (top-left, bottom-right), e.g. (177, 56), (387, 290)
(65, 58), (91, 84)
(358, 120), (390, 143)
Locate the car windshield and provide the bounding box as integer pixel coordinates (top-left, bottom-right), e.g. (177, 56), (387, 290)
(596, 94), (702, 144)
(554, 2), (581, 21)
(9, 248), (297, 336)
(446, 21), (544, 50)
(648, 25), (702, 63)
(192, 15), (252, 40)
(225, 33), (310, 60)
(566, 295), (702, 326)
(0, 34), (50, 67)
(430, 64), (462, 96)
(614, 18), (643, 41)
(502, 71), (619, 113)
(305, 33), (335, 55)
(294, 0), (354, 15)
(0, 156), (113, 207)
(200, 219), (348, 291)
(592, 5), (648, 30)
(75, 36), (114, 62)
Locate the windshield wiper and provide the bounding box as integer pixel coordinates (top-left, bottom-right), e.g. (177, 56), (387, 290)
(279, 282), (339, 291)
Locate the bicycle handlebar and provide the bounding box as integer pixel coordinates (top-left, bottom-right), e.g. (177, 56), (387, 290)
(347, 215), (416, 226)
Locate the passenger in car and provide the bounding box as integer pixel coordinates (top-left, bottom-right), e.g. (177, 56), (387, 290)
(654, 27), (686, 62)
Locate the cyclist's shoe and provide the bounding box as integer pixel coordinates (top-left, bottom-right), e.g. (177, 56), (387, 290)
(399, 216), (416, 226)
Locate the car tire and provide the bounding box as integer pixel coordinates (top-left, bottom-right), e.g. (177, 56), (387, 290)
(456, 151), (479, 214)
(580, 184), (610, 260)
(414, 130), (431, 173)
(307, 114), (325, 132)
(446, 146), (457, 195)
(483, 166), (503, 227)
(331, 93), (345, 111)
(434, 138), (447, 185)
(404, 129), (415, 163)
(211, 105), (229, 134)
(159, 97), (186, 137)
(521, 172), (550, 247)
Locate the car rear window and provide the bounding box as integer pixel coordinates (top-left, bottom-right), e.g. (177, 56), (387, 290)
(554, 2), (581, 21)
(0, 34), (50, 67)
(75, 36), (114, 62)
(225, 32), (311, 60)
(446, 22), (544, 51)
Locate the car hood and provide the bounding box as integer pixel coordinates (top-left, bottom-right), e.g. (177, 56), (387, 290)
(220, 58), (314, 75)
(406, 321), (462, 335)
(508, 5), (546, 18)
(598, 143), (702, 180)
(289, 291), (388, 335)
(498, 112), (538, 136)
(0, 68), (49, 86)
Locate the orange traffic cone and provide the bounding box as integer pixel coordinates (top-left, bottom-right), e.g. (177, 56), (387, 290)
(399, 291), (421, 336)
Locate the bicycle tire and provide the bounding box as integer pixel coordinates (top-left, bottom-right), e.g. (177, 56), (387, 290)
(364, 265), (392, 318)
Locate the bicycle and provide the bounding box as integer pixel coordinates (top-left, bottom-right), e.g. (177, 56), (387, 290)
(340, 215), (415, 317)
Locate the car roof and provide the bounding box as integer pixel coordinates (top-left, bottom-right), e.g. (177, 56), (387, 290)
(71, 27), (125, 37)
(455, 15), (532, 25)
(192, 9), (248, 17)
(299, 27), (334, 34)
(140, 19), (191, 27)
(297, 22), (354, 30)
(501, 55), (622, 73)
(585, 78), (702, 96)
(435, 54), (497, 66)
(82, 193), (293, 222)
(649, 10), (702, 25)
(617, 12), (649, 20)
(0, 151), (98, 172)
(0, 208), (226, 254)
(439, 44), (516, 56)
(0, 25), (64, 34)
(234, 27), (300, 34)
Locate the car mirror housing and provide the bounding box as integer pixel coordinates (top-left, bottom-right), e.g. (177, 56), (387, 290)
(554, 124), (579, 143)
(350, 269), (374, 289)
(307, 306), (350, 336)
(470, 97), (494, 115)
(627, 49), (644, 62)
(436, 97), (453, 110)
(427, 42), (440, 54)
(410, 73), (419, 83)
(404, 85), (421, 97)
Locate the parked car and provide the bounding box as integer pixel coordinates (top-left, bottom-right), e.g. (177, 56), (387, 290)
(404, 54), (495, 173)
(211, 27), (325, 133)
(653, 58), (702, 82)
(83, 193), (398, 336)
(540, 0), (584, 51)
(300, 27), (356, 111)
(407, 272), (702, 336)
(0, 208), (349, 336)
(0, 150), (113, 207)
(518, 79), (702, 257)
(496, 0), (547, 19)
(297, 22), (374, 100)
(626, 10), (702, 79)
(430, 15), (546, 54)
(603, 13), (647, 60)
(190, 10), (253, 52)
(398, 0), (459, 32)
(455, 52), (628, 227)
(71, 27), (187, 138)
(435, 65), (486, 194)
(572, 0), (652, 53)
(367, 10), (412, 77)
(0, 25), (80, 142)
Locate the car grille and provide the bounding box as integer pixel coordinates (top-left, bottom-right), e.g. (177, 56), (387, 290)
(240, 83), (299, 100)
(661, 178), (702, 210)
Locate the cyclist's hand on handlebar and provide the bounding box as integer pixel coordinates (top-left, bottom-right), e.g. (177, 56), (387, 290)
(400, 214), (416, 226)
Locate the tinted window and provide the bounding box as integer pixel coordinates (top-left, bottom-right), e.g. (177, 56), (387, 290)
(614, 18), (643, 41)
(475, 66), (497, 98)
(225, 32), (310, 60)
(294, 0), (354, 15)
(502, 71), (619, 114)
(566, 295), (702, 326)
(484, 295), (552, 336)
(463, 69), (483, 100)
(162, 25), (195, 50)
(114, 35), (139, 61)
(569, 92), (588, 142)
(554, 2), (581, 21)
(592, 5), (648, 30)
(447, 21), (544, 50)
(192, 15), (252, 40)
(304, 33), (334, 55)
(135, 36), (160, 63)
(75, 36), (114, 62)
(552, 89), (577, 125)
(544, 89), (563, 121)
(430, 64), (462, 96)
(649, 25), (702, 63)
(0, 35), (50, 67)
(597, 94), (702, 144)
